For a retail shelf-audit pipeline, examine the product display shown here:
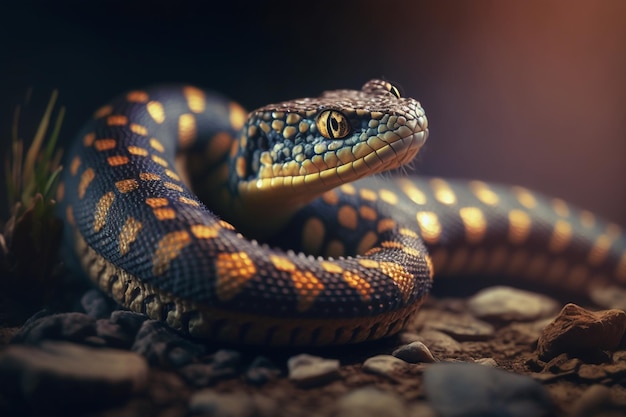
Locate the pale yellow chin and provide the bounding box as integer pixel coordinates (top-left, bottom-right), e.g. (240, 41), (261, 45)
(232, 128), (428, 238)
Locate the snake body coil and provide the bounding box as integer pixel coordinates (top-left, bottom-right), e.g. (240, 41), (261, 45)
(58, 80), (626, 346)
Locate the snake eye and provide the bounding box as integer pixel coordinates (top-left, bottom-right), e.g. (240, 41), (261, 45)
(316, 110), (350, 139)
(388, 84), (401, 98)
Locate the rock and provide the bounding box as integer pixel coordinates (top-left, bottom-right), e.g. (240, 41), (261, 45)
(415, 329), (462, 354)
(95, 319), (133, 349)
(287, 354), (340, 387)
(392, 341), (436, 363)
(334, 387), (408, 417)
(131, 320), (206, 368)
(590, 285), (626, 310)
(178, 350), (242, 387)
(362, 355), (409, 378)
(536, 303), (626, 361)
(423, 362), (553, 417)
(110, 310), (149, 335)
(189, 389), (255, 417)
(468, 286), (560, 322)
(570, 384), (613, 417)
(0, 341), (148, 414)
(427, 316), (495, 341)
(11, 312), (97, 345)
(474, 358), (498, 367)
(245, 356), (280, 385)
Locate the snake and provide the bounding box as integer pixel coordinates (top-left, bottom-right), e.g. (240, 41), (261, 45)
(57, 79), (626, 346)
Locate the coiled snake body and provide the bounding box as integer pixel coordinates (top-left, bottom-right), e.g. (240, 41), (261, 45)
(58, 80), (626, 346)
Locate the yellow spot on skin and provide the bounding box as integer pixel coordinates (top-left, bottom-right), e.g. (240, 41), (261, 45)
(126, 91), (149, 102)
(302, 217), (325, 255)
(147, 101), (166, 124)
(93, 191), (115, 232)
(342, 269), (373, 302)
(152, 231), (191, 275)
(512, 186), (537, 209)
(66, 205), (75, 226)
(359, 206), (377, 221)
(322, 190), (339, 205)
(145, 198), (168, 208)
(191, 224), (220, 239)
(580, 210), (595, 228)
(215, 252), (256, 301)
(552, 198), (570, 217)
(340, 184), (356, 195)
(127, 146), (148, 156)
(548, 220), (572, 253)
(107, 115), (128, 126)
(70, 156), (81, 176)
(150, 138), (165, 152)
(130, 123), (148, 136)
(377, 218), (397, 233)
(153, 208), (177, 220)
(398, 178), (427, 205)
(270, 255), (324, 312)
(235, 156), (246, 178)
(107, 155), (129, 166)
(416, 211), (442, 245)
(356, 231), (378, 254)
(431, 178), (457, 205)
(152, 154), (168, 167)
(94, 105), (113, 119)
(399, 228), (418, 238)
(359, 259), (379, 269)
(588, 234), (612, 266)
(178, 113), (197, 147)
(508, 209), (532, 244)
(320, 261), (343, 274)
(219, 220), (235, 230)
(183, 86), (206, 113)
(83, 132), (96, 146)
(380, 261), (414, 302)
(338, 205), (358, 230)
(119, 217), (142, 255)
(94, 139), (116, 151)
(179, 196), (200, 207)
(469, 181), (499, 206)
(78, 168), (95, 198)
(359, 188), (378, 201)
(164, 169), (181, 181)
(379, 189), (398, 205)
(459, 206), (487, 244)
(326, 240), (345, 257)
(616, 252), (626, 283)
(56, 181), (65, 201)
(229, 102), (247, 131)
(115, 179), (139, 193)
(164, 182), (183, 192)
(140, 172), (161, 181)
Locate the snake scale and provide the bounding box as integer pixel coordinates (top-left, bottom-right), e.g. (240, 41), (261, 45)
(57, 79), (626, 346)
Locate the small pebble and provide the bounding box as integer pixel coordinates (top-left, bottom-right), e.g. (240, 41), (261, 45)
(131, 320), (206, 368)
(468, 286), (560, 322)
(392, 341), (436, 363)
(189, 389), (255, 417)
(334, 387), (407, 417)
(110, 310), (149, 335)
(246, 356), (280, 385)
(0, 341), (148, 414)
(11, 312), (97, 345)
(178, 363), (239, 388)
(362, 355), (408, 377)
(536, 303), (626, 361)
(415, 329), (462, 354)
(474, 358), (498, 367)
(287, 354), (340, 387)
(590, 285), (626, 310)
(95, 319), (133, 349)
(570, 384), (613, 417)
(424, 362), (553, 417)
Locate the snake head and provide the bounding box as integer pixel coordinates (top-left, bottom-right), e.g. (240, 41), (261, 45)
(231, 79), (428, 211)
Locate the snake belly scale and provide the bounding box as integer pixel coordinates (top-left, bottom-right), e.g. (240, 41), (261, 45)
(57, 80), (626, 346)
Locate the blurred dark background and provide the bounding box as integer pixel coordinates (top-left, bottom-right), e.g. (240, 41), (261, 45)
(1, 0), (625, 224)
